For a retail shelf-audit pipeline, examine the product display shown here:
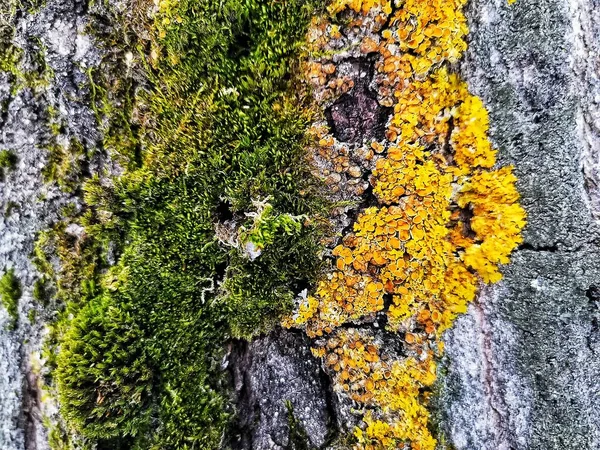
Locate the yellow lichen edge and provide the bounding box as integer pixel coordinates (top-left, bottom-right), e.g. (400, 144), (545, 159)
(283, 0), (526, 449)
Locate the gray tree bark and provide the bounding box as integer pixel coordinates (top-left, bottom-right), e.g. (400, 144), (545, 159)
(0, 0), (99, 449)
(440, 0), (600, 448)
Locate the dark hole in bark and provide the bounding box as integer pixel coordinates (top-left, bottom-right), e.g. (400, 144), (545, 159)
(585, 285), (600, 302)
(459, 204), (477, 240)
(517, 242), (559, 252)
(382, 293), (393, 310)
(216, 199), (234, 222)
(325, 87), (392, 144)
(379, 328), (407, 358)
(440, 115), (455, 163)
(324, 58), (392, 144)
(586, 285), (600, 332)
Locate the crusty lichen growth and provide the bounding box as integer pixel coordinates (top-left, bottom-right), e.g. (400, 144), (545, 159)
(284, 0), (526, 448)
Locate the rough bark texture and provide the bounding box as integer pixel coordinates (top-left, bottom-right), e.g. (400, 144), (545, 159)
(439, 0), (600, 448)
(228, 328), (335, 449)
(0, 1), (99, 449)
(1, 0), (600, 449)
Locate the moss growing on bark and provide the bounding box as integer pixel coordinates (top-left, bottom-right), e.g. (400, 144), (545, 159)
(0, 268), (21, 327)
(0, 149), (17, 180)
(42, 138), (89, 193)
(0, 149), (17, 169)
(42, 0), (329, 448)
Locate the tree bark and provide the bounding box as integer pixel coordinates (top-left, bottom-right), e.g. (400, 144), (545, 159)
(1, 0), (600, 449)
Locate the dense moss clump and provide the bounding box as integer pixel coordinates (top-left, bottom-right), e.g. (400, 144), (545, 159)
(55, 294), (153, 439)
(45, 0), (328, 448)
(0, 268), (21, 327)
(0, 149), (17, 169)
(0, 149), (17, 180)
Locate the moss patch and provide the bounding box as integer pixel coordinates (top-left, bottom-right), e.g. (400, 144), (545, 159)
(42, 138), (89, 193)
(0, 149), (18, 180)
(0, 149), (17, 169)
(42, 0), (329, 448)
(0, 268), (21, 327)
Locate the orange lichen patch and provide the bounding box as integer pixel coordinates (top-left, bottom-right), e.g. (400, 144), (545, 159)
(386, 70), (458, 147)
(298, 270), (385, 337)
(371, 148), (453, 205)
(451, 95), (497, 172)
(328, 0), (391, 15)
(283, 0), (526, 448)
(319, 329), (438, 450)
(367, 0), (470, 92)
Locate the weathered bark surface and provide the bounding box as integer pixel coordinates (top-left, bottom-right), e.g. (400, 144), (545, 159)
(0, 1), (99, 449)
(439, 0), (600, 449)
(228, 328), (335, 449)
(1, 0), (600, 449)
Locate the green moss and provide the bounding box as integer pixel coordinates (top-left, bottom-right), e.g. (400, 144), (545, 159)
(48, 419), (94, 450)
(55, 294), (154, 439)
(33, 221), (104, 309)
(44, 0), (330, 448)
(47, 106), (62, 136)
(5, 200), (19, 216)
(42, 138), (89, 192)
(0, 2), (54, 98)
(0, 149), (17, 180)
(0, 268), (21, 327)
(32, 278), (48, 304)
(0, 40), (52, 94)
(0, 149), (17, 169)
(0, 43), (22, 79)
(285, 400), (311, 450)
(20, 0), (47, 14)
(0, 1), (19, 80)
(23, 36), (54, 89)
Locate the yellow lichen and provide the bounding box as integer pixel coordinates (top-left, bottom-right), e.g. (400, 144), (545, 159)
(285, 0), (526, 448)
(328, 0), (391, 15)
(317, 329), (439, 448)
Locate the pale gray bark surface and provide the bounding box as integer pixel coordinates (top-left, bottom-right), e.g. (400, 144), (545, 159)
(439, 0), (600, 449)
(0, 1), (100, 449)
